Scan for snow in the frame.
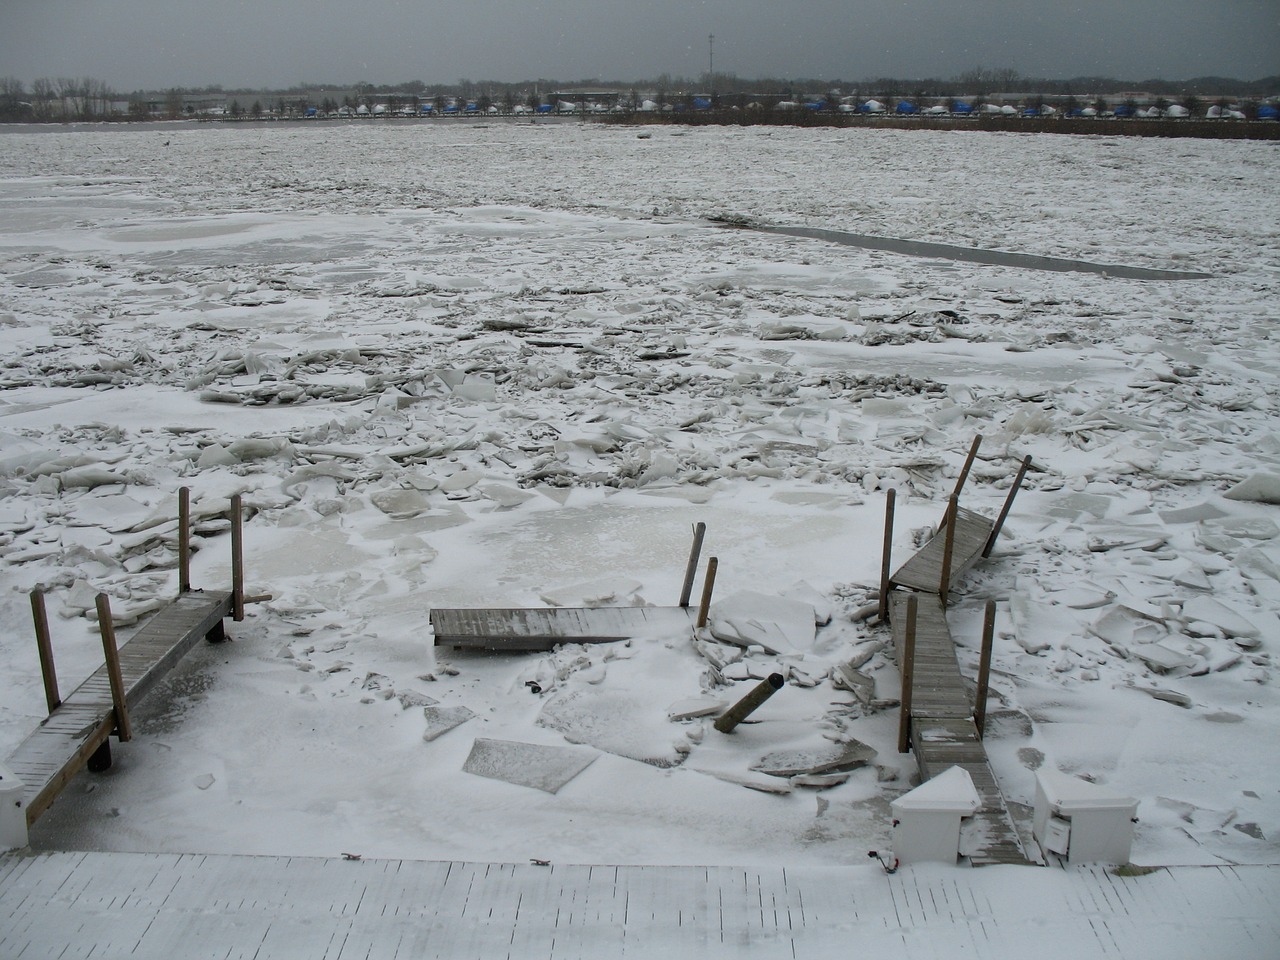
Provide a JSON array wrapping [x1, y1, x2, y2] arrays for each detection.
[[0, 122, 1277, 888]]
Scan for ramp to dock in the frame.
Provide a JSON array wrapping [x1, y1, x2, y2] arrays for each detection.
[[889, 506, 994, 595], [6, 591, 233, 827], [890, 589, 1031, 866], [431, 605, 695, 651]]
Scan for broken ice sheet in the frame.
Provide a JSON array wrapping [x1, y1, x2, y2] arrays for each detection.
[[752, 740, 877, 778], [1180, 596, 1261, 640], [707, 591, 817, 655], [422, 705, 475, 742], [462, 738, 597, 794], [538, 688, 690, 768], [667, 697, 727, 721], [539, 576, 644, 608]]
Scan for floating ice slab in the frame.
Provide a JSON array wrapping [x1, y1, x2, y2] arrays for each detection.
[[1090, 606, 1166, 646], [462, 738, 598, 794], [422, 705, 475, 742], [1202, 517, 1279, 541], [1131, 643, 1196, 673], [1159, 501, 1228, 525], [1224, 473, 1280, 504], [538, 688, 689, 768], [1181, 597, 1261, 639], [708, 591, 817, 655]]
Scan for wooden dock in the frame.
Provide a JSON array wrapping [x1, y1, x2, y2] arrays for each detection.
[[5, 590, 233, 827], [890, 581, 1031, 865], [431, 606, 696, 651], [3, 850, 1277, 960], [3, 488, 257, 839]]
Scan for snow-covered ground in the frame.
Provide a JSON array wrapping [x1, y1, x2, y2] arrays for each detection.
[[1, 121, 1277, 870]]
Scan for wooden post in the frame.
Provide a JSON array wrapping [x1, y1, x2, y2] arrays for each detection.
[[231, 493, 245, 622], [951, 434, 983, 502], [983, 455, 1032, 558], [939, 493, 958, 608], [30, 590, 61, 713], [879, 489, 896, 622], [696, 557, 719, 629], [178, 485, 191, 595], [897, 594, 917, 754], [975, 599, 997, 739], [94, 594, 132, 743], [713, 673, 785, 733], [679, 522, 707, 608]]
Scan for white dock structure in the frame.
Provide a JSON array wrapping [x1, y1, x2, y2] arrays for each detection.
[[1, 851, 1276, 959]]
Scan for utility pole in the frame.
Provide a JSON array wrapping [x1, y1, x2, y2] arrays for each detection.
[[709, 33, 716, 103]]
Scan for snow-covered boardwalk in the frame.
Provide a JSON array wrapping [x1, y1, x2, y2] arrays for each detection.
[[1, 851, 1275, 959]]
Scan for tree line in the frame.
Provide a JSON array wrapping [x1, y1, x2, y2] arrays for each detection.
[[3, 68, 1276, 123]]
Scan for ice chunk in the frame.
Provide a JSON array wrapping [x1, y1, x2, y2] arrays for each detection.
[[1159, 501, 1228, 524], [1202, 517, 1279, 541], [708, 591, 817, 655], [538, 687, 689, 767], [539, 577, 643, 608], [462, 738, 597, 793], [1224, 473, 1280, 505], [1181, 597, 1261, 639], [370, 488, 433, 518], [1090, 606, 1165, 647], [752, 740, 877, 778], [422, 705, 475, 741], [667, 698, 727, 721], [481, 484, 535, 508], [1131, 643, 1195, 673]]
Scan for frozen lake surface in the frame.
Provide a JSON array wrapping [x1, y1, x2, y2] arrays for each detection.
[[0, 122, 1278, 877]]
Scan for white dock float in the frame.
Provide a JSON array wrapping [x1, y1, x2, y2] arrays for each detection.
[[1, 851, 1276, 959]]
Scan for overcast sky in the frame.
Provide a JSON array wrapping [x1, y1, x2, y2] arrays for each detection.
[[3, 0, 1277, 91]]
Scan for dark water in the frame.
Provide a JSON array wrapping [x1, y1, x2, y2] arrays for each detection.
[[726, 223, 1213, 281]]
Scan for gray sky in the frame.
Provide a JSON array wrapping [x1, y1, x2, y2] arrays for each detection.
[[2, 0, 1277, 91]]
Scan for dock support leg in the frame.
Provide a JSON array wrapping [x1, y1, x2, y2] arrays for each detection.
[[231, 493, 245, 622], [984, 455, 1032, 558], [679, 522, 707, 608], [879, 489, 895, 622], [975, 599, 996, 738], [897, 594, 917, 754], [31, 591, 61, 713], [696, 557, 719, 630], [87, 740, 112, 773], [94, 594, 133, 744], [951, 434, 983, 501], [178, 486, 191, 595], [939, 493, 958, 608]]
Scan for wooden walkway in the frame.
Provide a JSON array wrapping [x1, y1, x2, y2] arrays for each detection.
[[431, 606, 696, 651], [889, 593, 1030, 866], [5, 591, 233, 827], [3, 850, 1277, 959], [889, 506, 994, 596]]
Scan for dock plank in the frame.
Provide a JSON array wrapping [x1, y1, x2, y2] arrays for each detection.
[[431, 605, 696, 650]]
